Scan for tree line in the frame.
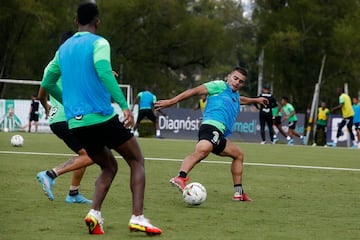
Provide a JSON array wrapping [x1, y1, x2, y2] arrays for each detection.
[[1, 0, 360, 111]]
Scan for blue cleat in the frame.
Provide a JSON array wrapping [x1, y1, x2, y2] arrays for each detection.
[[302, 136, 307, 145], [37, 171, 55, 201], [327, 142, 337, 147], [287, 139, 294, 145], [65, 193, 93, 204]]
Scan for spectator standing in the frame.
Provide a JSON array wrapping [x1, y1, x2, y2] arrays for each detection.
[[314, 101, 330, 146], [28, 93, 40, 132], [257, 84, 277, 144]]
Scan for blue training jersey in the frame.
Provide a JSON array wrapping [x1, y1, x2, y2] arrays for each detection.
[[138, 91, 156, 110], [353, 103, 360, 123], [58, 32, 114, 120], [202, 80, 240, 137]]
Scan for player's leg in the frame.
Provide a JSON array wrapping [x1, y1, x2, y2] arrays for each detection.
[[111, 122, 162, 235], [266, 116, 275, 142], [37, 121, 93, 202], [259, 114, 266, 143], [219, 139, 251, 201], [147, 110, 160, 137], [84, 146, 117, 235]]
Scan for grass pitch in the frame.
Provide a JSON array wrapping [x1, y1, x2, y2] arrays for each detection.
[[0, 132, 359, 240]]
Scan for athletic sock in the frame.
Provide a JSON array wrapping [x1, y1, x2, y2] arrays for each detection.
[[234, 184, 243, 195], [178, 171, 187, 178], [46, 169, 57, 179], [69, 189, 79, 196]]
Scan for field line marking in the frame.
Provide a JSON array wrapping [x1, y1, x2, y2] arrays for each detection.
[[1, 150, 360, 172]]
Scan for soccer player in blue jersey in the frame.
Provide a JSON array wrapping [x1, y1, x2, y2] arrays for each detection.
[[132, 89, 162, 137], [155, 67, 267, 202], [352, 97, 360, 147], [40, 1, 161, 236]]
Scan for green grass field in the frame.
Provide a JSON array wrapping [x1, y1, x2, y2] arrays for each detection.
[[1, 132, 360, 240]]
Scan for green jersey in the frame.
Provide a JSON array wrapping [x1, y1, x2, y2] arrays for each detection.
[[282, 103, 297, 122], [48, 79, 66, 124]]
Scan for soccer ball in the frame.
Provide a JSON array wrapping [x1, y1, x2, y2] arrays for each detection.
[[182, 182, 207, 206], [11, 134, 24, 147]]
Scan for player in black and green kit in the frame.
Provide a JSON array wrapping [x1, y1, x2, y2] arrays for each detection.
[[37, 31, 93, 204]]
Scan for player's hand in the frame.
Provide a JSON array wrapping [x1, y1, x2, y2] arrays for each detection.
[[154, 99, 172, 110], [257, 97, 269, 106], [122, 109, 134, 128]]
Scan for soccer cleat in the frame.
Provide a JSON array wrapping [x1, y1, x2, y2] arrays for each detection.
[[260, 141, 266, 144], [327, 142, 337, 147], [302, 136, 307, 145], [232, 192, 252, 202], [287, 139, 294, 145], [128, 215, 162, 236], [85, 213, 104, 235], [36, 171, 55, 201], [273, 136, 278, 144], [65, 193, 92, 204], [169, 176, 189, 191]]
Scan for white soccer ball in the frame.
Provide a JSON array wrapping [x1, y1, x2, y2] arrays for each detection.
[[11, 134, 24, 147], [182, 182, 207, 206]]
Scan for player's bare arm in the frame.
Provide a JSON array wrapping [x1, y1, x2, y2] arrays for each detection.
[[240, 96, 268, 106], [155, 85, 208, 110]]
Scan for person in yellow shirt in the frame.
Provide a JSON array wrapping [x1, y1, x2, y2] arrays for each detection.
[[314, 101, 330, 146], [330, 87, 356, 147]]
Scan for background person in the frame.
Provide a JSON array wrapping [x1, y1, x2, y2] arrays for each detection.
[[132, 89, 165, 138], [313, 101, 330, 146], [352, 97, 360, 148], [257, 83, 277, 144], [280, 96, 306, 145], [28, 93, 40, 133], [330, 87, 356, 147]]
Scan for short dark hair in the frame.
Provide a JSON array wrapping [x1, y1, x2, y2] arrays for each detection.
[[233, 66, 248, 77], [77, 1, 99, 25], [282, 96, 289, 102]]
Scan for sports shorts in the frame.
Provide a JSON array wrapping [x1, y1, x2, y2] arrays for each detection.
[[50, 121, 83, 153], [71, 115, 133, 156], [288, 121, 297, 130], [136, 109, 156, 123], [198, 124, 227, 154]]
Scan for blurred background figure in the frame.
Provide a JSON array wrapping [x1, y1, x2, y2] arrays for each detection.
[[28, 93, 40, 133], [313, 101, 330, 146]]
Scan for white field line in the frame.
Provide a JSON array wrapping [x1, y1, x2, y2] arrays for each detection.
[[1, 150, 360, 172]]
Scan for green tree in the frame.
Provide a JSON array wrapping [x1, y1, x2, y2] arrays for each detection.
[[254, 0, 360, 111]]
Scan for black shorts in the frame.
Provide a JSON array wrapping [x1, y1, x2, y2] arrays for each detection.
[[71, 115, 133, 156], [136, 109, 156, 123], [273, 116, 281, 125], [288, 121, 297, 130], [198, 124, 227, 154], [355, 122, 360, 130], [29, 113, 39, 122], [50, 121, 83, 153]]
